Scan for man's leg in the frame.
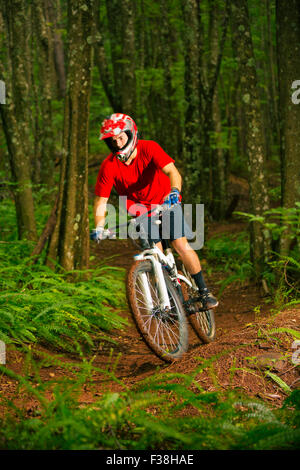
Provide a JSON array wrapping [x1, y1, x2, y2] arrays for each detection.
[[171, 237, 219, 308]]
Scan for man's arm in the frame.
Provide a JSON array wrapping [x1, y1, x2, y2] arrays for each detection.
[[94, 196, 109, 228], [162, 162, 182, 191]]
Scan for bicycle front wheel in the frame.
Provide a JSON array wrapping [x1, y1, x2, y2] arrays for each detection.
[[127, 260, 189, 362]]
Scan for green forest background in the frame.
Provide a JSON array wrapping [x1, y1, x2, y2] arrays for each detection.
[[0, 0, 299, 451], [0, 0, 299, 279]]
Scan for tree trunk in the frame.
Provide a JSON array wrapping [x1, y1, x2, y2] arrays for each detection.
[[182, 0, 202, 202], [93, 0, 119, 111], [46, 0, 94, 271], [266, 0, 280, 146], [276, 0, 300, 255], [158, 0, 181, 158], [231, 0, 270, 278], [105, 0, 123, 111], [120, 0, 136, 117], [0, 0, 37, 241], [47, 0, 67, 99], [32, 0, 56, 191], [209, 1, 227, 219]]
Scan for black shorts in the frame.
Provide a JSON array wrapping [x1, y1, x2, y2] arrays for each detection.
[[135, 204, 194, 245]]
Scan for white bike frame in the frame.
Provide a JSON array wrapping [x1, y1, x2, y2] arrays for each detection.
[[133, 245, 193, 311]]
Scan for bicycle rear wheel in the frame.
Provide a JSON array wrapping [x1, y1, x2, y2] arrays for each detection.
[[127, 260, 189, 362], [179, 267, 216, 343]]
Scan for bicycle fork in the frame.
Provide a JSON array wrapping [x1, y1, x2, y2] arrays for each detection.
[[138, 257, 171, 312]]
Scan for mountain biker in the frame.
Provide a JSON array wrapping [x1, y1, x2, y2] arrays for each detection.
[[92, 113, 218, 309]]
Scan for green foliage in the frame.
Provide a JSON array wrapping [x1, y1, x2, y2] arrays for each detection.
[[0, 359, 299, 450], [0, 196, 18, 241], [0, 181, 56, 242], [205, 231, 250, 267], [235, 204, 300, 244], [0, 241, 127, 353], [204, 231, 254, 295], [234, 205, 300, 297]]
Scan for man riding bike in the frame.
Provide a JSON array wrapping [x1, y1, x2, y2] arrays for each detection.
[[92, 113, 218, 309]]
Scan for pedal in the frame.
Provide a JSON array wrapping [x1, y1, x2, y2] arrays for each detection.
[[183, 299, 208, 315]]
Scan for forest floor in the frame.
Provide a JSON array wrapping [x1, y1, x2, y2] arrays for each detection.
[[1, 220, 299, 417]]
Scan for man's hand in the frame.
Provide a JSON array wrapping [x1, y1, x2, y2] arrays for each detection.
[[163, 187, 181, 207], [90, 226, 116, 242]]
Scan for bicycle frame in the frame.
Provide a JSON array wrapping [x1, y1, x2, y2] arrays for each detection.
[[101, 203, 195, 313], [133, 244, 193, 311]]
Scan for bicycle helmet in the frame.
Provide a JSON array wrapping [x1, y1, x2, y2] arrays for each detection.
[[99, 113, 138, 162]]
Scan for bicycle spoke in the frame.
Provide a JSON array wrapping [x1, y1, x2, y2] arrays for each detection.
[[128, 260, 189, 361]]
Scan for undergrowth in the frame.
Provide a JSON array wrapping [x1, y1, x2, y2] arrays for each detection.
[[204, 231, 253, 296], [0, 240, 128, 353], [0, 193, 299, 450], [0, 353, 299, 450], [204, 212, 300, 304]]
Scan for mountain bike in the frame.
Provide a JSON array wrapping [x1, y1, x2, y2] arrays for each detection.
[[91, 204, 216, 362]]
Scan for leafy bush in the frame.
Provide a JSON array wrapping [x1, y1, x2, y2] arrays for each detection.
[[235, 205, 300, 298], [204, 231, 254, 295], [0, 241, 128, 352]]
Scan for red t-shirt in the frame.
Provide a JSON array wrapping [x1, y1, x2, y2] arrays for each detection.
[[95, 140, 174, 214]]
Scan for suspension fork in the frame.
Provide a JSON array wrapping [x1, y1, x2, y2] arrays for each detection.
[[151, 257, 171, 310], [139, 256, 171, 311], [138, 272, 155, 311]]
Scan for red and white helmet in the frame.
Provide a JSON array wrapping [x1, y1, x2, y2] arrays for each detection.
[[99, 113, 138, 162]]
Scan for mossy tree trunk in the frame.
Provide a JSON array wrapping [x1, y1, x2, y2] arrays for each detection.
[[231, 0, 270, 278], [276, 0, 300, 255], [46, 0, 94, 271], [0, 0, 37, 241]]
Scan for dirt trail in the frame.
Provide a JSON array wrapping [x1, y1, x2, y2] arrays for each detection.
[[1, 225, 299, 413], [89, 235, 299, 406]]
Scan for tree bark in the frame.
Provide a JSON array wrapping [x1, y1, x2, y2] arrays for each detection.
[[182, 0, 202, 203], [105, 0, 123, 111], [120, 0, 136, 117], [231, 0, 270, 278], [46, 0, 94, 271], [47, 0, 67, 99], [32, 0, 56, 190], [0, 1, 37, 241], [209, 1, 227, 219], [276, 0, 300, 255], [30, 194, 59, 263], [93, 0, 119, 110]]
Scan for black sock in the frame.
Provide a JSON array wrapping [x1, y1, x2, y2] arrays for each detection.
[[191, 271, 207, 292]]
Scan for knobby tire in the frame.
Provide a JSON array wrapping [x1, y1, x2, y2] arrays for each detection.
[[178, 267, 216, 343], [127, 260, 189, 362]]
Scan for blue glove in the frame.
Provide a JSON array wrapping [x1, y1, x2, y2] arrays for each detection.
[[90, 226, 104, 242], [163, 188, 181, 207], [90, 226, 116, 242]]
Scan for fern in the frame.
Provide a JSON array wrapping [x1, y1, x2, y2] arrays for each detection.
[[266, 327, 300, 340], [0, 242, 128, 353], [265, 372, 292, 394], [0, 358, 299, 450]]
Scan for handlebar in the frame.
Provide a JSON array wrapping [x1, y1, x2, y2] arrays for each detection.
[[90, 202, 181, 241]]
